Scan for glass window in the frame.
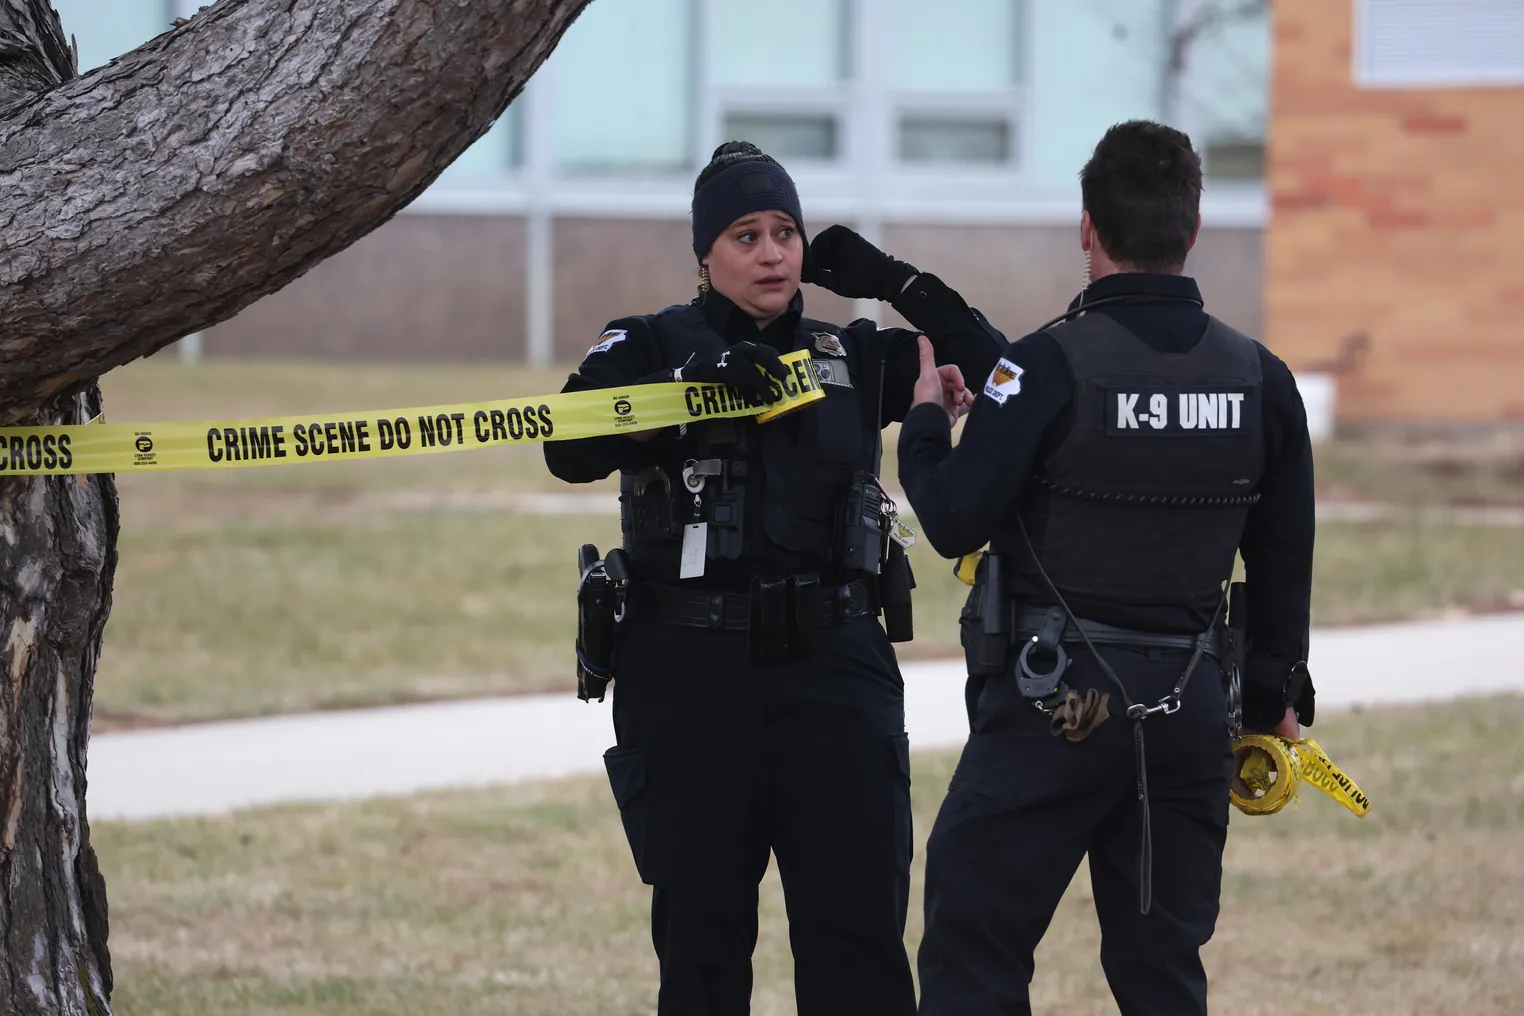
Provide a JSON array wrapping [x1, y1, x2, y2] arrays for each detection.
[[709, 0, 848, 88], [548, 0, 695, 175], [1204, 140, 1265, 181], [886, 0, 1022, 92], [52, 0, 170, 73], [898, 116, 1011, 165], [723, 113, 839, 160]]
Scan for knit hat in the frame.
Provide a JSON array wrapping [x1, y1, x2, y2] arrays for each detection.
[[691, 141, 808, 264]]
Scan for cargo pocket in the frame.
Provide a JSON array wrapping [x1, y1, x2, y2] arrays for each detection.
[[890, 731, 914, 872], [603, 745, 664, 886]]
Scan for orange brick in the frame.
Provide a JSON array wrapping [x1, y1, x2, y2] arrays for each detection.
[[1267, 0, 1524, 421]]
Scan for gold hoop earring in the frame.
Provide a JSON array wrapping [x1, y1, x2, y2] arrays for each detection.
[[697, 264, 711, 295], [1082, 249, 1092, 288]]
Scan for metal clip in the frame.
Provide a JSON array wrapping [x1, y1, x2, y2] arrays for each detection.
[[1126, 696, 1183, 721]]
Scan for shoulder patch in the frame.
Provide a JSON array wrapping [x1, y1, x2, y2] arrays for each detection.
[[812, 331, 847, 357], [982, 357, 1024, 406], [587, 329, 627, 355]]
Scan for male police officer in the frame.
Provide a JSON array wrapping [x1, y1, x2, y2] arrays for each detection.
[[898, 120, 1316, 1015]]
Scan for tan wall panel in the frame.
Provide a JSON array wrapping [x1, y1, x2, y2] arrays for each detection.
[[880, 224, 1264, 342], [204, 215, 527, 362]]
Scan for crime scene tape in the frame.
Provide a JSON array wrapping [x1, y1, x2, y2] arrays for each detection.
[[1230, 734, 1372, 818], [0, 349, 826, 477]]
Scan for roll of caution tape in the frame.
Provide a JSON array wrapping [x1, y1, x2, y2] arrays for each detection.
[[0, 350, 826, 477], [1230, 734, 1372, 819]]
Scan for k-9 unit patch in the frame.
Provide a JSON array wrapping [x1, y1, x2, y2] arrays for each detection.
[[982, 358, 1024, 406], [1107, 386, 1257, 435]]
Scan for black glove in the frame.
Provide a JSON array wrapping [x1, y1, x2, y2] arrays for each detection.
[[677, 342, 790, 404], [805, 224, 919, 301], [1242, 657, 1316, 731]]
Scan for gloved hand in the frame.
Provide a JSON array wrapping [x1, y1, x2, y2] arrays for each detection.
[[805, 224, 919, 301], [1242, 657, 1316, 732], [677, 342, 791, 404]]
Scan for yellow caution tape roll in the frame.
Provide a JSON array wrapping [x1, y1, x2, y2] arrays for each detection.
[[1230, 734, 1372, 819], [0, 350, 826, 477]]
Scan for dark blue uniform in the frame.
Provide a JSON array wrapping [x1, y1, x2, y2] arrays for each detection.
[[899, 272, 1316, 1015], [546, 279, 1002, 1015]]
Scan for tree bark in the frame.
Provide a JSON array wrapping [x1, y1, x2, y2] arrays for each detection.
[[0, 0, 590, 1011], [0, 0, 592, 419]]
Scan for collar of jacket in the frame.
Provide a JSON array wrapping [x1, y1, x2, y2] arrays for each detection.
[[1068, 272, 1204, 313], [695, 286, 806, 342]]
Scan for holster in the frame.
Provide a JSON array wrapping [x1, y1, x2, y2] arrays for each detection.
[[879, 540, 916, 642], [748, 575, 792, 663], [959, 552, 1014, 678], [575, 544, 628, 703]]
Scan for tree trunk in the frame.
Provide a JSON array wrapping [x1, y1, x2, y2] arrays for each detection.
[[0, 0, 591, 1010], [0, 388, 118, 1016]]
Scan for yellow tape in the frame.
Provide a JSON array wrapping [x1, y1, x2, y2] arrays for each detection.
[[955, 549, 985, 586], [1230, 734, 1372, 818], [0, 350, 826, 477]]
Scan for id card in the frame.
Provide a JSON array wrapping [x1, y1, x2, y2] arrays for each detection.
[[680, 522, 708, 579]]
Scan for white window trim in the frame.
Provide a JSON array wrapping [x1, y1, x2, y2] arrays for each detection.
[[1352, 0, 1524, 89]]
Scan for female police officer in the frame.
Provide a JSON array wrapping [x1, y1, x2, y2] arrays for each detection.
[[543, 141, 1002, 1015]]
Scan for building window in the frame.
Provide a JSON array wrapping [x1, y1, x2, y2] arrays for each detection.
[[709, 0, 848, 89], [51, 0, 171, 73], [1204, 138, 1266, 181], [898, 116, 1011, 165], [1355, 0, 1524, 88], [722, 112, 839, 160], [885, 0, 1024, 168], [708, 0, 849, 162], [549, 0, 695, 175]]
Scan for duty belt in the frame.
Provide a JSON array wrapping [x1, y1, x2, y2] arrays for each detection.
[[627, 575, 878, 662], [1011, 607, 1224, 666]]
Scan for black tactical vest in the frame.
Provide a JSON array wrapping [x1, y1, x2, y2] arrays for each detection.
[[617, 303, 884, 585], [1013, 312, 1264, 620]]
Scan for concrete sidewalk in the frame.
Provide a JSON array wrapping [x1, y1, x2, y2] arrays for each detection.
[[86, 612, 1524, 823]]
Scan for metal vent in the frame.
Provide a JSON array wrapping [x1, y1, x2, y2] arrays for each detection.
[[1354, 0, 1524, 87]]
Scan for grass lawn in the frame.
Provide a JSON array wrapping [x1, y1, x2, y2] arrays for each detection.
[[90, 358, 1524, 727], [97, 694, 1524, 1016]]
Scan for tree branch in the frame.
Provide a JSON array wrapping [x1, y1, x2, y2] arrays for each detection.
[[0, 0, 592, 420], [0, 0, 77, 107]]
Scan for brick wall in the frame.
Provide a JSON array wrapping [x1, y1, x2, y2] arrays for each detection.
[[1267, 0, 1524, 421]]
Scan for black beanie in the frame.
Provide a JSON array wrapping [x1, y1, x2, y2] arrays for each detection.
[[691, 148, 807, 263]]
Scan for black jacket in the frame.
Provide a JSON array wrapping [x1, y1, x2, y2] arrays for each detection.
[[544, 276, 1005, 484], [897, 273, 1316, 719]]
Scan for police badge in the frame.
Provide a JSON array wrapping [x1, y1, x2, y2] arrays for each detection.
[[812, 332, 847, 357]]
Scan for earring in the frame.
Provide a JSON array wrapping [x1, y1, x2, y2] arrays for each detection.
[[697, 264, 711, 295], [1082, 249, 1092, 288]]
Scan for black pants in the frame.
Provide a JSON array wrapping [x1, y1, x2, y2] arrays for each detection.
[[602, 614, 917, 1016], [917, 645, 1234, 1016]]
